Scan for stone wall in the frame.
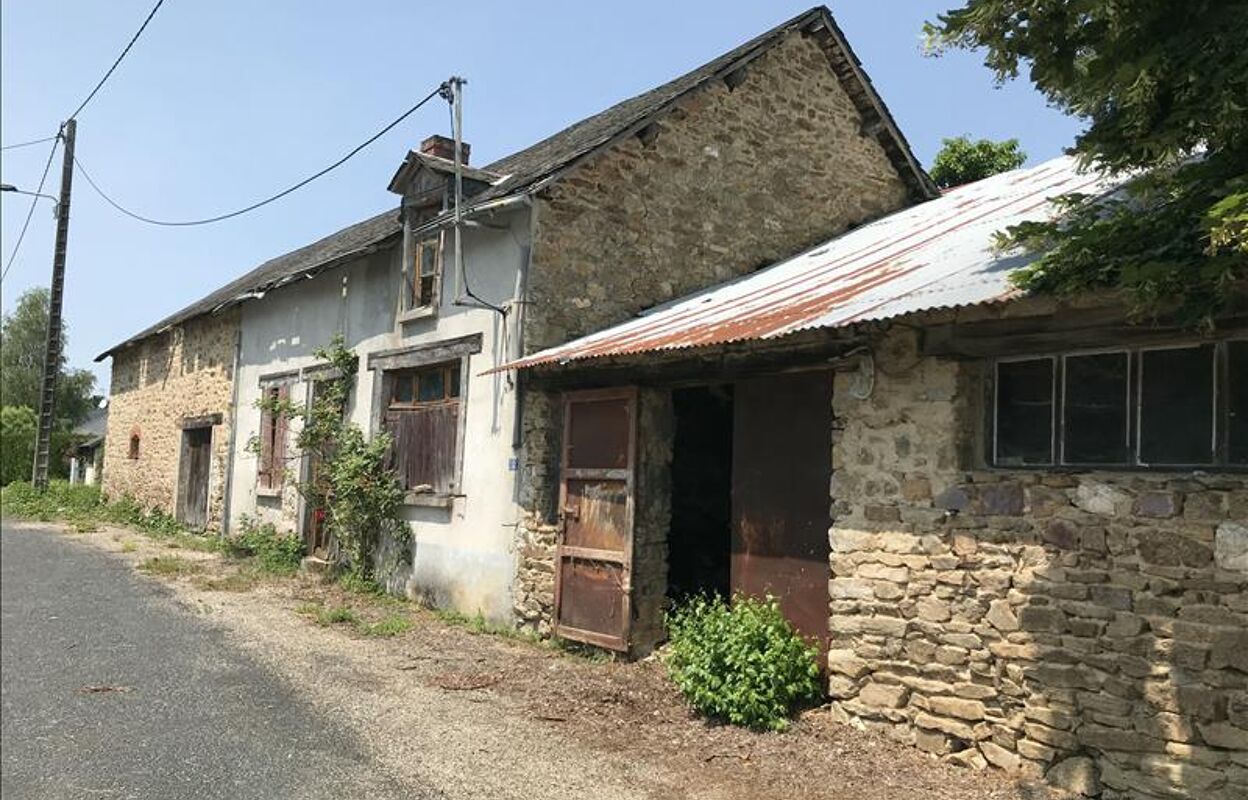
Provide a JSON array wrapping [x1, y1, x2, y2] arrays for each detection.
[[523, 29, 911, 353], [827, 327, 1248, 799], [102, 309, 238, 528], [514, 26, 915, 639]]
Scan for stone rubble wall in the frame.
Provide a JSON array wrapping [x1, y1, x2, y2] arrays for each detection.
[[523, 29, 910, 354], [102, 310, 239, 529], [514, 26, 915, 638], [828, 327, 1248, 799]]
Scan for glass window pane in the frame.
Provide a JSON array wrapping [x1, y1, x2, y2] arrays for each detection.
[[392, 374, 414, 405], [1139, 345, 1215, 465], [449, 366, 461, 398], [1229, 340, 1248, 465], [996, 359, 1054, 465], [419, 275, 436, 307], [418, 368, 445, 402], [1063, 352, 1129, 464], [420, 239, 438, 275]]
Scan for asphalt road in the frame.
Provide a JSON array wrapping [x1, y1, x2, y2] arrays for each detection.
[[0, 522, 436, 800]]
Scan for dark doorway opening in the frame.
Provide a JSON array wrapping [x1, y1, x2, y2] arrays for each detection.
[[667, 385, 733, 602]]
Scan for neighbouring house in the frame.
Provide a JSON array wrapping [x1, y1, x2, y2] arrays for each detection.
[[97, 7, 933, 621], [68, 405, 107, 486], [97, 308, 238, 528], [497, 154, 1248, 797]]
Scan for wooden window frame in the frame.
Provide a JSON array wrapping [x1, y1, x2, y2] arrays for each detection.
[[398, 230, 443, 323], [367, 334, 482, 507], [988, 338, 1247, 472]]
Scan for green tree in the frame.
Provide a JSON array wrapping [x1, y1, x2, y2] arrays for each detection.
[[0, 406, 37, 486], [926, 0, 1248, 322], [0, 287, 99, 423], [929, 135, 1027, 188]]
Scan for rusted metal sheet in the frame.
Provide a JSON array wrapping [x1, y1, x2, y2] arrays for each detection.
[[731, 372, 834, 660], [495, 156, 1124, 372], [555, 388, 638, 652]]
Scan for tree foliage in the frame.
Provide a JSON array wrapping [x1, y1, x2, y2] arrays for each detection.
[[252, 335, 407, 581], [926, 0, 1248, 322], [929, 135, 1027, 188], [1, 287, 99, 423]]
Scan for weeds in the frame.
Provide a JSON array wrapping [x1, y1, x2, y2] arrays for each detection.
[[120, 541, 137, 553], [360, 614, 413, 637], [223, 516, 303, 574], [137, 555, 202, 577]]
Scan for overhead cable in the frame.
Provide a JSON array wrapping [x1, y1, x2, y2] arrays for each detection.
[[1, 135, 59, 152], [1, 136, 61, 283], [67, 0, 168, 121], [74, 84, 446, 227]]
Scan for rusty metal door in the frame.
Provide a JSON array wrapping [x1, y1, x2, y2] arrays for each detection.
[[731, 371, 833, 658], [554, 388, 637, 652]]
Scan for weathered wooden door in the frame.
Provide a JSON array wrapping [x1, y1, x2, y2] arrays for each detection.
[[731, 371, 834, 658], [554, 388, 637, 652], [177, 426, 213, 530]]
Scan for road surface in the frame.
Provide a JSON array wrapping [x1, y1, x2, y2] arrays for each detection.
[[0, 521, 435, 799]]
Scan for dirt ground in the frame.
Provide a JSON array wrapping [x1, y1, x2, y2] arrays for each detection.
[[28, 522, 1059, 800]]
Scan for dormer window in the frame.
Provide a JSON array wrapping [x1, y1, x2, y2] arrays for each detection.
[[403, 230, 443, 314]]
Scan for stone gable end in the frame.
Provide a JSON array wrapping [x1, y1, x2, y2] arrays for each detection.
[[523, 30, 913, 353], [102, 309, 238, 528]]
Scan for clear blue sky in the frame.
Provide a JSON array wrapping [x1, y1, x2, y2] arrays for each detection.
[[1, 1, 1081, 394]]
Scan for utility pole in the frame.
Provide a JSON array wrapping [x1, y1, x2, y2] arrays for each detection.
[[32, 119, 76, 491]]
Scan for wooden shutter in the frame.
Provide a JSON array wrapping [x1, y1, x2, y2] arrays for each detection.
[[258, 398, 274, 489], [273, 384, 290, 488], [386, 401, 459, 493]]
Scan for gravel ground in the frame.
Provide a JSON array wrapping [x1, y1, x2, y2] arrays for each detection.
[[7, 521, 1058, 800]]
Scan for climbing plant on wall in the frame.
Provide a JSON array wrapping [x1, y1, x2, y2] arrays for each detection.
[[253, 335, 408, 581]]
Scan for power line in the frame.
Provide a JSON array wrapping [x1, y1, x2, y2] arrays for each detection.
[[1, 135, 59, 152], [68, 0, 168, 121], [1, 135, 61, 284], [75, 84, 446, 227]]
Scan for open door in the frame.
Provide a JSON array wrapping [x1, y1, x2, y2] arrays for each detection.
[[554, 388, 637, 652], [731, 371, 834, 661]]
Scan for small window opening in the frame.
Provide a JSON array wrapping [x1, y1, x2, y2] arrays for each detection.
[[402, 232, 442, 313], [995, 358, 1054, 466], [128, 431, 141, 460]]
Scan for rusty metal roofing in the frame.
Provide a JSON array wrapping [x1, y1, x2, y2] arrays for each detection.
[[499, 155, 1122, 371]]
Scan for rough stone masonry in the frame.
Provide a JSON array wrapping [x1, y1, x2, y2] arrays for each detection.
[[512, 27, 915, 639], [827, 325, 1247, 800], [103, 310, 238, 529]]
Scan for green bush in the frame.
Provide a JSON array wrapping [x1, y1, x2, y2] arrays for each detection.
[[225, 516, 304, 574], [664, 594, 822, 731], [0, 406, 37, 486], [1, 479, 105, 520]]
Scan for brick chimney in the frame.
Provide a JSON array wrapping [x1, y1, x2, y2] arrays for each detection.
[[420, 134, 469, 165]]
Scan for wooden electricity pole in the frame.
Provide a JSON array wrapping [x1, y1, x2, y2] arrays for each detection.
[[32, 119, 77, 491]]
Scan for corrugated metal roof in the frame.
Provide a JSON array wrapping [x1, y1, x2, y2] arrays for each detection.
[[498, 155, 1122, 372]]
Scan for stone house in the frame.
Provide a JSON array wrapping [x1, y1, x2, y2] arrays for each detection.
[[97, 308, 239, 529], [96, 6, 933, 622], [498, 154, 1248, 797]]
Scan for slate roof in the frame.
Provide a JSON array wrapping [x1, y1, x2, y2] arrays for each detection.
[[463, 5, 934, 212], [98, 5, 932, 361], [73, 406, 108, 445], [95, 210, 401, 360]]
